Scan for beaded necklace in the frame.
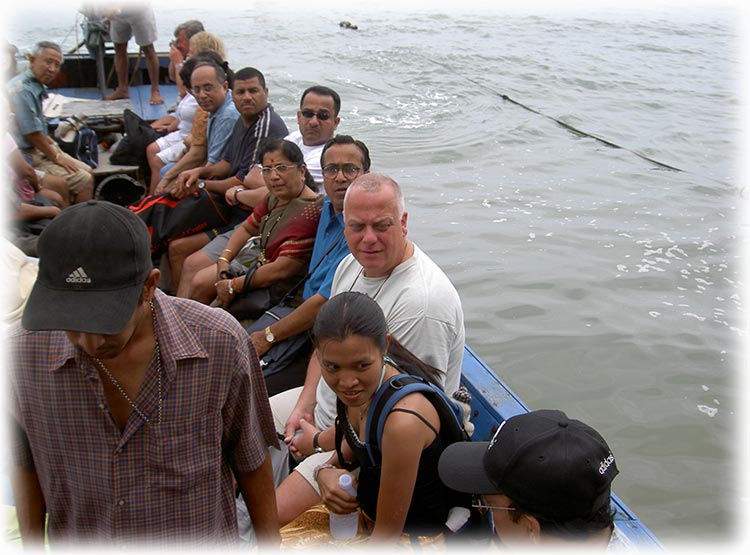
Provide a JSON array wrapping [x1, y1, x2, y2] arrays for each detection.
[[94, 300, 162, 425]]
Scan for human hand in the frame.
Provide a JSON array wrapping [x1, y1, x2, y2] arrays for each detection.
[[289, 418, 319, 458], [56, 155, 84, 175], [283, 404, 315, 449], [215, 278, 236, 308], [154, 177, 172, 196], [250, 330, 270, 358], [169, 45, 184, 65], [225, 186, 245, 206], [318, 470, 359, 515]]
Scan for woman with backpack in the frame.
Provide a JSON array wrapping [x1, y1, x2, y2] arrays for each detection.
[[310, 291, 476, 545]]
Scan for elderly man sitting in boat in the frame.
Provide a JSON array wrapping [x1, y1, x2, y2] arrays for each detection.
[[8, 41, 94, 206], [273, 173, 466, 527]]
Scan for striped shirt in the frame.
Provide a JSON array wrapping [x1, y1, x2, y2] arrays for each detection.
[[9, 290, 276, 546]]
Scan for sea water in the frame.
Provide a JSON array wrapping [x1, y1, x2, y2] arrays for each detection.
[[4, 0, 746, 548]]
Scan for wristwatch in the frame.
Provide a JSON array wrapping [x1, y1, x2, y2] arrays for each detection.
[[264, 326, 275, 344], [312, 431, 324, 454], [197, 181, 206, 190]]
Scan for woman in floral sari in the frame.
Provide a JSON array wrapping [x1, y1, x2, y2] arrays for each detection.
[[190, 138, 322, 311]]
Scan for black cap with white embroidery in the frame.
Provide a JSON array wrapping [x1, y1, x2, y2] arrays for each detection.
[[22, 201, 153, 334], [438, 409, 618, 521]]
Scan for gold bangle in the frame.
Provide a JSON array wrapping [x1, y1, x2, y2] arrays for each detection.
[[222, 248, 234, 255], [217, 256, 231, 264]]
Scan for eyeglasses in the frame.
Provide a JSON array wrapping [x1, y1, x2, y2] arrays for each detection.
[[192, 83, 218, 95], [261, 163, 299, 175], [471, 502, 517, 512], [322, 164, 361, 179], [300, 109, 332, 121]]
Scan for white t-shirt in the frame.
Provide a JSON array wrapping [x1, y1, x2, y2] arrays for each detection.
[[314, 244, 465, 427], [284, 130, 324, 189]]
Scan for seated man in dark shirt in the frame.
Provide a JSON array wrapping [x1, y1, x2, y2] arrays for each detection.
[[165, 66, 289, 291]]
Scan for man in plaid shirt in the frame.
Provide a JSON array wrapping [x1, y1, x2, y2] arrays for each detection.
[[9, 201, 280, 547]]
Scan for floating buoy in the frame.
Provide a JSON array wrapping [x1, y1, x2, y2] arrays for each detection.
[[339, 20, 358, 30]]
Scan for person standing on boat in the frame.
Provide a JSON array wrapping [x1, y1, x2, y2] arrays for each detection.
[[7, 41, 94, 206], [438, 409, 624, 549], [100, 1, 163, 105], [274, 173, 465, 525], [8, 200, 280, 547]]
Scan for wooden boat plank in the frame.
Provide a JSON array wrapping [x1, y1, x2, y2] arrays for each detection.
[[44, 85, 179, 123]]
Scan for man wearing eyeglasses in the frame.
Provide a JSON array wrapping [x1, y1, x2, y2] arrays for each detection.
[[438, 409, 623, 549], [168, 66, 288, 295], [237, 85, 341, 205], [291, 85, 342, 182], [173, 66, 287, 197], [248, 135, 370, 390]]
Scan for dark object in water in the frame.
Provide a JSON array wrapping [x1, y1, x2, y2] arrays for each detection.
[[339, 20, 358, 30]]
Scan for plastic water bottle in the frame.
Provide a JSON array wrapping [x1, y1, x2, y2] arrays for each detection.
[[329, 473, 359, 539]]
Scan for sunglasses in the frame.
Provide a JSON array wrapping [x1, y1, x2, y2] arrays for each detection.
[[300, 109, 332, 121]]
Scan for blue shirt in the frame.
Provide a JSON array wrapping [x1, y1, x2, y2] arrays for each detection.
[[206, 90, 240, 164], [302, 197, 349, 300], [8, 69, 49, 149]]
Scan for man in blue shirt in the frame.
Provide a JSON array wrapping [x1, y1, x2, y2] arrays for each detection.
[[168, 61, 240, 198], [167, 67, 289, 294], [8, 41, 94, 205], [248, 135, 371, 358], [173, 67, 287, 195]]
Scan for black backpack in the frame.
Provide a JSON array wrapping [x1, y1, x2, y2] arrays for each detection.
[[333, 372, 492, 540], [54, 115, 99, 169], [364, 374, 469, 464]]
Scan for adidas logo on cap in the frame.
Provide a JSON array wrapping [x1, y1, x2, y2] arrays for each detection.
[[66, 267, 92, 284]]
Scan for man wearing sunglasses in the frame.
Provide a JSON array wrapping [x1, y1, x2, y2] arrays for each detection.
[[438, 409, 623, 549], [175, 85, 340, 297], [239, 85, 341, 200], [293, 85, 342, 180]]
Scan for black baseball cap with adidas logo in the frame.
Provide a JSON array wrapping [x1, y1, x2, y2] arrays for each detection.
[[22, 201, 153, 334], [438, 409, 619, 522]]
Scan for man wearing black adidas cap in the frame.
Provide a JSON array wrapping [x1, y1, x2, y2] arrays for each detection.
[[438, 409, 622, 548], [9, 200, 280, 547]]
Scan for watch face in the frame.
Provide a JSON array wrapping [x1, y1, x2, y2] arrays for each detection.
[[266, 332, 275, 342]]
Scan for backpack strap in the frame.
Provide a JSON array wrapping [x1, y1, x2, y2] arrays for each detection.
[[364, 374, 465, 467]]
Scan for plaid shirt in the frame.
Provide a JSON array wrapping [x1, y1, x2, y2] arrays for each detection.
[[8, 290, 276, 546]]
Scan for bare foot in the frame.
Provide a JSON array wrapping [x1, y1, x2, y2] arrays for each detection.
[[150, 93, 164, 105], [106, 90, 130, 101]]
